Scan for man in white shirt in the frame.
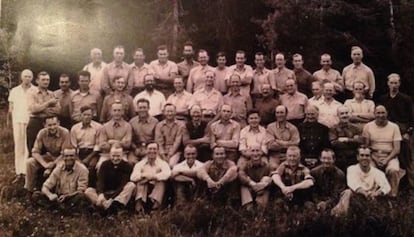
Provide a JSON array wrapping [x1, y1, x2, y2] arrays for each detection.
[[316, 82, 342, 128], [225, 50, 254, 96], [82, 48, 106, 95], [133, 74, 166, 121]]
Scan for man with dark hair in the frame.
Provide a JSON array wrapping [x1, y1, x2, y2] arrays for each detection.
[[272, 53, 296, 95], [224, 74, 253, 127], [133, 74, 166, 121], [254, 83, 280, 126], [214, 52, 229, 94], [82, 48, 107, 95], [70, 70, 102, 123], [27, 71, 61, 157], [316, 82, 342, 128], [225, 50, 254, 96], [251, 52, 275, 102], [167, 76, 193, 120], [344, 81, 375, 129], [187, 49, 214, 93], [128, 48, 154, 97], [102, 45, 131, 95], [292, 53, 315, 98], [54, 74, 74, 129], [280, 78, 308, 126], [191, 70, 224, 117], [313, 54, 344, 94], [150, 45, 178, 97], [25, 116, 70, 192], [177, 41, 200, 82]]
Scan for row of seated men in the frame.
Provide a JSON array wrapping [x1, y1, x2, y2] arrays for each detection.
[[31, 140, 391, 217]]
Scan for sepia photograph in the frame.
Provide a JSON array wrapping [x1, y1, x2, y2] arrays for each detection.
[[0, 0, 414, 236]]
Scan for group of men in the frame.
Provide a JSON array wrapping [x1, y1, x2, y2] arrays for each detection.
[[7, 42, 414, 215]]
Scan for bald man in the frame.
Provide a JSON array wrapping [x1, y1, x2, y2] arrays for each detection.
[[83, 48, 107, 95]]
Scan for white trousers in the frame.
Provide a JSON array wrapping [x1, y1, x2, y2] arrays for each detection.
[[12, 122, 28, 175]]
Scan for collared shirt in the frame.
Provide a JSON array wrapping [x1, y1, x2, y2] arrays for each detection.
[[379, 92, 414, 129], [133, 90, 166, 116], [177, 60, 200, 79], [308, 96, 324, 106], [313, 68, 344, 90], [186, 64, 215, 92], [8, 84, 36, 123], [155, 120, 184, 152], [167, 90, 193, 114], [272, 67, 296, 92], [274, 161, 313, 186], [43, 161, 89, 195], [32, 126, 70, 157], [223, 92, 253, 121], [239, 125, 267, 154], [70, 120, 102, 151], [131, 157, 171, 182], [27, 87, 61, 118], [362, 120, 402, 153], [70, 90, 101, 122], [329, 122, 362, 157], [347, 164, 391, 194], [280, 91, 308, 120], [129, 115, 158, 145], [102, 61, 131, 94], [100, 93, 135, 122], [97, 160, 132, 194], [311, 165, 345, 202], [99, 119, 132, 149], [316, 99, 343, 128], [149, 60, 178, 82], [225, 64, 254, 96], [294, 68, 315, 98], [239, 160, 270, 185], [298, 121, 330, 159], [214, 66, 229, 94], [182, 120, 209, 143], [266, 121, 300, 154], [54, 89, 74, 118], [251, 67, 276, 95], [210, 119, 241, 149], [128, 63, 154, 89], [173, 159, 204, 174], [342, 63, 375, 96], [254, 97, 280, 126], [344, 98, 375, 118], [198, 159, 237, 182], [191, 88, 223, 114], [83, 61, 107, 93]]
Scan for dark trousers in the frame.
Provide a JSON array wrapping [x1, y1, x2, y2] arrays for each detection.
[[26, 117, 44, 157]]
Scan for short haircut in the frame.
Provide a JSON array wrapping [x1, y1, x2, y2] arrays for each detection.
[[37, 71, 49, 78], [213, 146, 225, 153], [236, 50, 246, 56], [184, 144, 197, 153], [173, 76, 184, 82], [352, 81, 366, 89], [113, 75, 125, 82], [286, 146, 301, 156], [255, 52, 264, 57], [357, 145, 371, 155], [292, 53, 302, 59], [143, 74, 154, 81], [134, 48, 144, 54], [276, 105, 288, 114], [136, 98, 150, 106], [198, 49, 208, 55], [351, 46, 362, 52], [80, 105, 92, 114], [78, 70, 91, 79], [305, 104, 319, 113], [59, 74, 69, 79], [216, 51, 226, 59], [44, 115, 59, 124], [157, 45, 168, 51], [387, 73, 400, 82], [247, 109, 260, 118], [163, 103, 176, 110], [146, 142, 158, 149], [114, 45, 124, 50], [320, 148, 335, 160], [183, 41, 193, 47], [110, 142, 123, 152]]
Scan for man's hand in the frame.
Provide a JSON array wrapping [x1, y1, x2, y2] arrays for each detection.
[[403, 133, 410, 140], [47, 97, 59, 106], [48, 193, 58, 201], [317, 201, 328, 211], [45, 162, 56, 169], [57, 194, 68, 203], [207, 179, 217, 189]]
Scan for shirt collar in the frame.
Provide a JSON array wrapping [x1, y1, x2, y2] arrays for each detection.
[[81, 122, 93, 129], [248, 126, 261, 133]]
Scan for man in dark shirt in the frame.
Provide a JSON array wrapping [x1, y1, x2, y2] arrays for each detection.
[[292, 54, 315, 98], [298, 105, 330, 168], [54, 74, 74, 129], [254, 84, 280, 126], [85, 144, 135, 214]]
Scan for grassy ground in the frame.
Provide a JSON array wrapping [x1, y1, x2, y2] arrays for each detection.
[[0, 108, 414, 237]]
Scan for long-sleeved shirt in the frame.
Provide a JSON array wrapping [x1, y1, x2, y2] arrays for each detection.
[[130, 157, 171, 182], [346, 164, 391, 194], [133, 90, 166, 117], [128, 63, 154, 89], [225, 64, 254, 96], [96, 160, 132, 196], [155, 120, 184, 154], [98, 119, 132, 149], [70, 121, 102, 151], [272, 67, 296, 93], [266, 121, 300, 155], [83, 61, 107, 94], [27, 87, 61, 118], [70, 90, 102, 122], [298, 121, 330, 159], [223, 92, 253, 121], [210, 119, 241, 149], [100, 93, 135, 122], [43, 161, 89, 195], [251, 68, 276, 95], [280, 91, 308, 120], [129, 115, 158, 147], [379, 92, 414, 132]]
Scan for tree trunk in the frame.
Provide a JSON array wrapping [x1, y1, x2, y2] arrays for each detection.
[[171, 0, 179, 58]]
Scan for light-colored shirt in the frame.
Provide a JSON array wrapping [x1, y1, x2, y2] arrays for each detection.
[[155, 120, 184, 154], [133, 90, 166, 116], [362, 121, 402, 153], [214, 66, 229, 94], [100, 93, 135, 122], [308, 96, 324, 106], [130, 157, 171, 182], [313, 68, 343, 89], [344, 98, 375, 123], [342, 63, 375, 96], [43, 161, 89, 195], [347, 164, 391, 194], [225, 64, 254, 96], [239, 125, 267, 154], [266, 121, 300, 154], [70, 120, 102, 151], [252, 68, 276, 94], [8, 84, 35, 123], [167, 91, 193, 114], [191, 88, 223, 114], [149, 60, 178, 81], [272, 67, 296, 92], [316, 99, 343, 128], [129, 115, 158, 146], [102, 61, 131, 94], [32, 126, 70, 157], [27, 87, 61, 118], [128, 63, 153, 89], [173, 159, 204, 174], [280, 91, 308, 120], [223, 92, 253, 121], [83, 61, 107, 93], [186, 65, 215, 92], [177, 60, 200, 79], [210, 119, 241, 149], [70, 90, 101, 122], [54, 89, 74, 118], [98, 119, 132, 149]]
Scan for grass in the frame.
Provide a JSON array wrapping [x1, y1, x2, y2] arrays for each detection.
[[0, 107, 414, 237]]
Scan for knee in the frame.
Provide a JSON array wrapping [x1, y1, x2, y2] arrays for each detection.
[[26, 158, 37, 168]]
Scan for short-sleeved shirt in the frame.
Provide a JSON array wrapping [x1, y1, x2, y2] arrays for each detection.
[[149, 60, 178, 81], [155, 120, 184, 149], [191, 88, 223, 114], [102, 61, 131, 93], [273, 161, 313, 186], [342, 63, 375, 96], [316, 99, 343, 128], [128, 63, 154, 89], [70, 121, 102, 151], [43, 161, 89, 195], [251, 68, 275, 95], [133, 90, 166, 116], [173, 159, 204, 174], [27, 87, 61, 118], [362, 120, 402, 153], [280, 92, 308, 120], [83, 62, 107, 93], [167, 91, 193, 114], [186, 65, 215, 92], [272, 67, 296, 92], [8, 84, 35, 123], [313, 68, 343, 87], [32, 126, 70, 157], [225, 64, 254, 96], [71, 90, 101, 122], [214, 67, 229, 94], [129, 115, 158, 146]]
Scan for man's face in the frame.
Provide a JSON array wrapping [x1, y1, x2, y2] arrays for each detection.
[[113, 47, 125, 62], [213, 147, 226, 165], [352, 82, 365, 99], [157, 49, 169, 63], [21, 70, 33, 85], [286, 149, 300, 168], [247, 113, 260, 128], [146, 144, 158, 161], [173, 78, 184, 92], [63, 151, 76, 171], [254, 55, 265, 68], [81, 109, 93, 124], [137, 102, 149, 117], [250, 147, 262, 160], [111, 104, 124, 120], [275, 55, 285, 68], [205, 72, 215, 87], [78, 76, 90, 90], [37, 75, 50, 89], [320, 151, 335, 168], [220, 105, 232, 121], [114, 78, 126, 91], [110, 149, 123, 165], [323, 84, 335, 99], [311, 83, 322, 97], [198, 51, 209, 65], [45, 117, 59, 135], [144, 76, 155, 90], [357, 149, 371, 168], [275, 106, 287, 122], [351, 49, 363, 64], [229, 76, 241, 90], [183, 45, 194, 59], [338, 107, 350, 123], [374, 106, 388, 124], [235, 53, 246, 66], [305, 108, 318, 122], [388, 77, 400, 93], [190, 106, 202, 122], [285, 79, 296, 94], [184, 147, 197, 166], [261, 85, 272, 97], [216, 56, 227, 67], [91, 50, 102, 63], [133, 51, 145, 64], [59, 77, 71, 91], [292, 56, 303, 69], [164, 105, 176, 120], [320, 56, 332, 69]]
